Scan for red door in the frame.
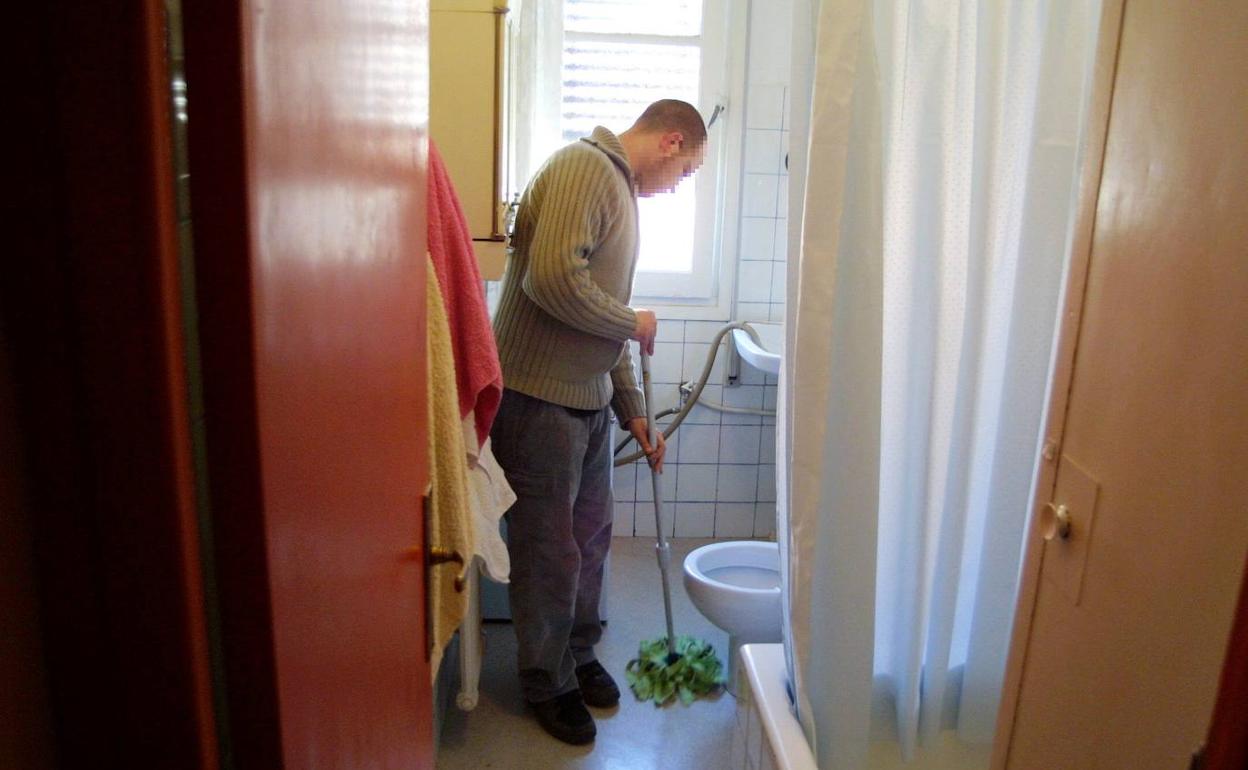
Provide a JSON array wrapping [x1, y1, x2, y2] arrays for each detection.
[[184, 0, 434, 766]]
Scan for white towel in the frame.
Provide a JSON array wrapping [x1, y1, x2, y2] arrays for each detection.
[[462, 415, 513, 583]]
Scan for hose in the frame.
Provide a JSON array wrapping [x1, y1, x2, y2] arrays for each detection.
[[613, 321, 765, 467]]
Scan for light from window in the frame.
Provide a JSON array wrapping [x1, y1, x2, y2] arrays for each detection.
[[564, 0, 702, 37], [560, 42, 700, 145], [562, 0, 704, 275], [638, 186, 696, 273]]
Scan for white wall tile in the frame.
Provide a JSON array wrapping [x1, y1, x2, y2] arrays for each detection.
[[675, 503, 716, 537], [736, 357, 768, 385], [769, 262, 787, 303], [776, 179, 788, 218], [735, 302, 770, 322], [653, 318, 685, 343], [738, 261, 773, 303], [754, 503, 777, 538], [746, 84, 784, 130], [715, 502, 756, 538], [772, 218, 788, 262], [676, 464, 718, 502], [742, 174, 779, 218], [485, 280, 503, 316], [722, 410, 763, 427], [746, 0, 793, 85], [635, 463, 676, 503], [655, 422, 680, 464], [744, 130, 782, 174], [757, 465, 776, 502], [644, 386, 683, 420], [717, 465, 758, 502], [634, 495, 674, 538], [719, 425, 762, 464], [768, 303, 785, 323], [678, 424, 721, 464], [760, 425, 777, 464], [612, 501, 635, 537], [683, 341, 727, 384], [763, 385, 778, 411], [683, 384, 724, 425], [613, 463, 636, 501], [739, 217, 775, 261], [685, 320, 728, 343], [723, 384, 764, 410], [648, 342, 685, 384]]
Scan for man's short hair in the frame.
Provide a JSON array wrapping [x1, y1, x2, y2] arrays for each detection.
[[634, 99, 708, 150]]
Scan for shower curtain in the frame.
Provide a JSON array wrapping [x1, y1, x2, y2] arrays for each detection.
[[778, 0, 1101, 766]]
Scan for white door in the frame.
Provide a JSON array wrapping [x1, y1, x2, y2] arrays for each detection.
[[994, 1, 1248, 768]]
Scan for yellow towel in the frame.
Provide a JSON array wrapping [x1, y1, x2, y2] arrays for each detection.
[[426, 253, 474, 678]]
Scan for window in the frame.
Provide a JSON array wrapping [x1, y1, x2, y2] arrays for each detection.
[[559, 0, 736, 306]]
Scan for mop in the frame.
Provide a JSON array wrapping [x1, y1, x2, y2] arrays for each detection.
[[624, 347, 727, 706]]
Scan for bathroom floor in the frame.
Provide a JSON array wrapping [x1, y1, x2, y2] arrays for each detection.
[[437, 537, 739, 769]]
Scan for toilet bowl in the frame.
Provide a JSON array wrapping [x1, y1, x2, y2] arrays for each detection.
[[683, 541, 783, 693]]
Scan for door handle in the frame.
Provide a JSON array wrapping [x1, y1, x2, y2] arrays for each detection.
[[406, 546, 467, 592], [1039, 502, 1072, 541]]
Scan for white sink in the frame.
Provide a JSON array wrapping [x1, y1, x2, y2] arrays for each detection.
[[732, 322, 782, 375]]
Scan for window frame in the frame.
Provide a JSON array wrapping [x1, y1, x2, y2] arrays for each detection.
[[559, 0, 748, 320]]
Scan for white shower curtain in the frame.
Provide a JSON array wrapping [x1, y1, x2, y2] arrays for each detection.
[[779, 0, 1101, 766]]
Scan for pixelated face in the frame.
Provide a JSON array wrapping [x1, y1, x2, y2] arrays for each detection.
[[636, 138, 706, 198]]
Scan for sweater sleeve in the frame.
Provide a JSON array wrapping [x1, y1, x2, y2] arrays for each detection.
[[609, 344, 646, 425], [520, 157, 639, 342]]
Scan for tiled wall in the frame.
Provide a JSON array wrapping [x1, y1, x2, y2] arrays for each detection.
[[736, 0, 793, 327], [614, 0, 794, 540], [611, 319, 778, 539]]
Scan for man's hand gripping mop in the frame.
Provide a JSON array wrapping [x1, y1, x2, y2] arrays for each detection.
[[624, 344, 727, 706]]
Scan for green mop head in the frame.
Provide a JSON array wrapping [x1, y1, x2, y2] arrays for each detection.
[[625, 635, 727, 706]]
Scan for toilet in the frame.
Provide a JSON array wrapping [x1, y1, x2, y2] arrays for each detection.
[[683, 540, 782, 694]]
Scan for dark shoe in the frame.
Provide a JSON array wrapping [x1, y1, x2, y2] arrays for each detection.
[[531, 690, 596, 745], [575, 660, 620, 708]]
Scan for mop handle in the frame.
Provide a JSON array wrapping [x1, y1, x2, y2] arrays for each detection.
[[640, 347, 678, 656]]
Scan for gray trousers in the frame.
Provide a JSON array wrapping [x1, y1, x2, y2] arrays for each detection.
[[490, 389, 614, 703]]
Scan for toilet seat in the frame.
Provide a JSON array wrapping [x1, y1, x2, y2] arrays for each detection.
[[685, 541, 782, 594], [683, 541, 783, 645]]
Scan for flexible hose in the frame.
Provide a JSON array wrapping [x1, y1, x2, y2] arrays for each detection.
[[613, 321, 764, 467]]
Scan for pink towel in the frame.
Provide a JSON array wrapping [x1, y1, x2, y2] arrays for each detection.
[[427, 141, 504, 448]]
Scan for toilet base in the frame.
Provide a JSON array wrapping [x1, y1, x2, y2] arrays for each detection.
[[726, 635, 743, 696], [725, 633, 783, 697]]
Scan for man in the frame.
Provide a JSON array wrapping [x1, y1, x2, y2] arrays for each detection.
[[490, 99, 707, 745]]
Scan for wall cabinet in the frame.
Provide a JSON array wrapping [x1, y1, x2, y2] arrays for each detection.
[[430, 0, 508, 279]]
